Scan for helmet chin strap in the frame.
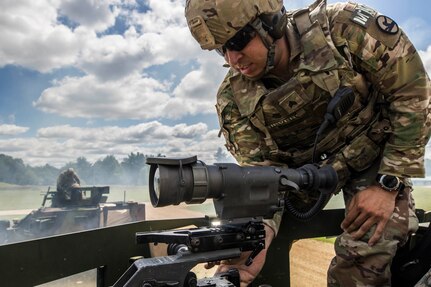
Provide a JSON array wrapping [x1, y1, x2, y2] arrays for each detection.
[[248, 18, 277, 79]]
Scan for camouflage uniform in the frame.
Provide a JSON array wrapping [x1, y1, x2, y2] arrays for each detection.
[[212, 1, 430, 286]]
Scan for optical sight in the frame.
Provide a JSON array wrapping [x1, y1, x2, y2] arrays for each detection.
[[146, 156, 338, 220]]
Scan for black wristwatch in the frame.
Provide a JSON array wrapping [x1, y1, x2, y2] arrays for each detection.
[[376, 174, 405, 193]]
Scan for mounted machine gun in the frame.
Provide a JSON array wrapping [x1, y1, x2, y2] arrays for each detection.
[[113, 155, 338, 286]]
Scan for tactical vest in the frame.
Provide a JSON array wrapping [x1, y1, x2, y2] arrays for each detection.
[[226, 0, 390, 170]]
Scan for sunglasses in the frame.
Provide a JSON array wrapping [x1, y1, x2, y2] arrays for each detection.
[[216, 25, 256, 56]]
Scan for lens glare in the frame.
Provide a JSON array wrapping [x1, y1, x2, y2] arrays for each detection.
[[153, 167, 161, 201]]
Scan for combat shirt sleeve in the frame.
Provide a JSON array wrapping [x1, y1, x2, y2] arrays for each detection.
[[216, 72, 272, 166], [328, 3, 431, 178]]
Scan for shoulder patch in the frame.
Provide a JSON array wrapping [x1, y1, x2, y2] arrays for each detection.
[[334, 2, 401, 49], [350, 3, 377, 28], [376, 15, 399, 35]]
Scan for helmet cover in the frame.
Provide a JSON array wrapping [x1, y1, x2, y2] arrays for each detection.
[[185, 0, 284, 50]]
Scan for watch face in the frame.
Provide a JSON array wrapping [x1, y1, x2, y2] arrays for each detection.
[[380, 175, 400, 190]]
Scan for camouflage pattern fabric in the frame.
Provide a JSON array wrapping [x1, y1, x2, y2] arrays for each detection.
[[327, 162, 418, 286], [209, 0, 430, 286], [185, 0, 283, 50], [415, 268, 431, 287], [216, 0, 430, 179], [328, 2, 431, 178], [216, 0, 430, 223]]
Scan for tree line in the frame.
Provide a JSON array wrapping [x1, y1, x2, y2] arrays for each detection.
[[0, 148, 233, 187], [1, 151, 430, 186], [0, 152, 156, 186]]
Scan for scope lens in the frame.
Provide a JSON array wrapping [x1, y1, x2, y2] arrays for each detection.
[[147, 159, 222, 207]]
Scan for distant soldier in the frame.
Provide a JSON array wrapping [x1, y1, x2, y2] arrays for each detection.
[[56, 168, 81, 206]]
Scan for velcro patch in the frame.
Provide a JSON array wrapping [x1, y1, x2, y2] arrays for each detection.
[[350, 4, 376, 28], [376, 15, 399, 34]]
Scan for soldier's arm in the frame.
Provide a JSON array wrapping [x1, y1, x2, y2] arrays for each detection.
[[328, 3, 430, 245], [328, 3, 431, 178], [216, 80, 271, 166]]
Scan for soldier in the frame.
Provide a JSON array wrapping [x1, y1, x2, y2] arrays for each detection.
[[56, 168, 81, 206], [185, 0, 430, 286]]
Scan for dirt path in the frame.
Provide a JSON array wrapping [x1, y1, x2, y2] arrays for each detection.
[[290, 239, 335, 287], [144, 203, 206, 220]]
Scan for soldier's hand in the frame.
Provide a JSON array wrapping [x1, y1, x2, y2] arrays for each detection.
[[206, 225, 275, 287], [341, 186, 397, 246]]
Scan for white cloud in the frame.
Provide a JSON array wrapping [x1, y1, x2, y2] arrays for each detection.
[[0, 0, 230, 124], [169, 53, 227, 117], [0, 122, 226, 167], [36, 121, 209, 142], [33, 73, 170, 119], [3, 0, 228, 123], [32, 65, 226, 120], [75, 25, 201, 81], [0, 0, 201, 76], [0, 0, 82, 72], [174, 53, 227, 101], [0, 124, 29, 136], [58, 0, 119, 32], [32, 6, 227, 122], [74, 0, 202, 81], [129, 0, 186, 33], [77, 29, 150, 81]]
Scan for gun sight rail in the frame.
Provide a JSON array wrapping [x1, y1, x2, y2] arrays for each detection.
[[136, 221, 265, 253]]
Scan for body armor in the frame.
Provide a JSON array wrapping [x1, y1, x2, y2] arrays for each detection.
[[220, 0, 390, 171]]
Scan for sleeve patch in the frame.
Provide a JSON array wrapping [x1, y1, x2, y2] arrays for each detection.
[[376, 15, 399, 35], [335, 3, 402, 49], [350, 4, 377, 28]]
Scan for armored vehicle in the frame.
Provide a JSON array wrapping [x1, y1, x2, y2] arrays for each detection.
[[0, 186, 145, 244]]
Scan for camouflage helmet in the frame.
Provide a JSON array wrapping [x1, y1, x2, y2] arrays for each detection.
[[185, 0, 286, 51]]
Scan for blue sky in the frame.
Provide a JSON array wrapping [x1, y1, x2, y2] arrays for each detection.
[[0, 0, 430, 167]]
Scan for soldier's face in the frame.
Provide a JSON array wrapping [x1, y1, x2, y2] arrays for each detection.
[[224, 34, 268, 79]]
